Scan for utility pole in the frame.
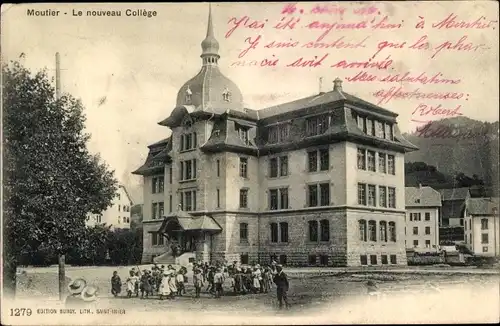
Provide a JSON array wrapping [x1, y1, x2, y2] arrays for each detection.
[[55, 52, 65, 302]]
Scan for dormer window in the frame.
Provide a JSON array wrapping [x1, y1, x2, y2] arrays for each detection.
[[222, 88, 231, 102], [415, 199, 421, 203], [185, 86, 192, 103], [236, 125, 249, 145]]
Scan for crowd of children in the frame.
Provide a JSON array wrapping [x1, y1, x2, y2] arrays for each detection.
[[110, 260, 281, 300]]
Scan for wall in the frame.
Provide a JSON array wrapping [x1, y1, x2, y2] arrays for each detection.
[[87, 185, 132, 230], [405, 207, 440, 251], [346, 209, 407, 266], [471, 215, 500, 256], [141, 220, 167, 263]]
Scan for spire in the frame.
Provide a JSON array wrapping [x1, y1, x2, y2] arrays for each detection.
[[201, 3, 220, 65]]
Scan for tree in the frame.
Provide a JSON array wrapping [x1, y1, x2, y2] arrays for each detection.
[[2, 61, 117, 298]]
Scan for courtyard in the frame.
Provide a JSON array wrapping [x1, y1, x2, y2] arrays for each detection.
[[8, 265, 500, 324]]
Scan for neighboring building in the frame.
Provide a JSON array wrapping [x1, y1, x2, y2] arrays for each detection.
[[132, 5, 418, 266], [438, 187, 470, 226], [405, 185, 442, 252], [87, 184, 133, 230], [464, 198, 499, 256]]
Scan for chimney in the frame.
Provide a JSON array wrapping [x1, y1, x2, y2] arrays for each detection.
[[333, 77, 343, 91], [319, 77, 324, 94]]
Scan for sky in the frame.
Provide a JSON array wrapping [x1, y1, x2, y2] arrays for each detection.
[[2, 2, 499, 203]]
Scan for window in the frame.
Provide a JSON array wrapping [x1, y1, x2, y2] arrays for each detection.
[[481, 233, 489, 244], [152, 232, 158, 246], [239, 157, 248, 178], [390, 255, 397, 264], [319, 255, 328, 266], [388, 187, 396, 208], [270, 223, 278, 243], [216, 189, 220, 208], [425, 212, 430, 221], [358, 183, 366, 205], [367, 185, 376, 206], [240, 254, 249, 264], [309, 221, 318, 242], [118, 205, 121, 212], [280, 156, 288, 176], [481, 218, 488, 230], [360, 255, 368, 265], [239, 223, 248, 242], [127, 217, 130, 223], [180, 159, 197, 181], [308, 150, 318, 172], [269, 189, 278, 210], [216, 160, 220, 177], [96, 215, 102, 223], [269, 188, 288, 210], [366, 118, 374, 136], [379, 221, 387, 242], [378, 153, 386, 173], [368, 220, 377, 241], [376, 121, 385, 138], [306, 114, 330, 136], [180, 132, 197, 151], [425, 240, 431, 248], [269, 158, 278, 178], [158, 202, 164, 217], [381, 255, 388, 265], [357, 149, 366, 170], [185, 87, 192, 103], [158, 178, 164, 193], [425, 226, 431, 235], [389, 222, 396, 242], [413, 227, 419, 235], [385, 123, 394, 140], [169, 195, 172, 212], [239, 189, 248, 208], [320, 183, 330, 206], [279, 188, 288, 209], [269, 123, 291, 143], [222, 88, 231, 101], [460, 218, 464, 226], [308, 184, 318, 207], [152, 203, 158, 219], [320, 219, 330, 241], [308, 255, 317, 265], [410, 213, 421, 221], [169, 167, 173, 184], [357, 115, 366, 132], [379, 186, 387, 207], [237, 126, 249, 145], [158, 233, 164, 245], [388, 155, 395, 175], [370, 255, 377, 265], [359, 220, 367, 242], [483, 246, 488, 253], [280, 222, 289, 242], [413, 240, 419, 247], [319, 149, 329, 171], [180, 190, 197, 211], [367, 150, 376, 172]]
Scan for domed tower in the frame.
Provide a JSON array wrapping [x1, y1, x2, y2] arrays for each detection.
[[176, 4, 245, 113]]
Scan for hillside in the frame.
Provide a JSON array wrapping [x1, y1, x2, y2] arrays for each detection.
[[404, 117, 499, 194]]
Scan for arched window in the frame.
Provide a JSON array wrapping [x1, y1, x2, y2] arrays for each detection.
[[379, 221, 387, 242], [368, 220, 377, 241], [240, 223, 248, 241], [320, 219, 330, 241], [123, 217, 127, 223], [270, 223, 278, 243], [359, 220, 367, 242], [389, 222, 396, 242], [308, 220, 318, 242]]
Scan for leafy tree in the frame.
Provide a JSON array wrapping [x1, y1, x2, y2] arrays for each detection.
[[2, 61, 117, 297]]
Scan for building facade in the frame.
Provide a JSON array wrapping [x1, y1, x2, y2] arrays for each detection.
[[405, 186, 441, 252], [464, 198, 499, 256], [87, 184, 133, 230], [132, 6, 418, 267]]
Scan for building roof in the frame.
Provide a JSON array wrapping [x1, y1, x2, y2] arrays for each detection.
[[441, 200, 466, 219], [132, 137, 172, 176], [158, 212, 222, 233], [466, 198, 499, 216], [405, 186, 442, 207], [438, 188, 470, 201], [119, 184, 134, 205]]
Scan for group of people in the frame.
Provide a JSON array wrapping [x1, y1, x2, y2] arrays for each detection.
[[109, 260, 291, 309]]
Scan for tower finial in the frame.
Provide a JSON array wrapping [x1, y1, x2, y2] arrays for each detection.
[[201, 3, 220, 65]]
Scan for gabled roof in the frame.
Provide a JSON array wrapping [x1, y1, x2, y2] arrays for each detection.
[[441, 200, 466, 219], [405, 186, 442, 207], [439, 188, 471, 201], [119, 184, 134, 205], [158, 212, 222, 233], [466, 198, 499, 215]]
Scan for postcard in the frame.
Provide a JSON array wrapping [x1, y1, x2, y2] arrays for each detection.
[[1, 2, 499, 325]]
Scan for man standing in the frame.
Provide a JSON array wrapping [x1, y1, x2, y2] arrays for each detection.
[[273, 264, 290, 309]]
